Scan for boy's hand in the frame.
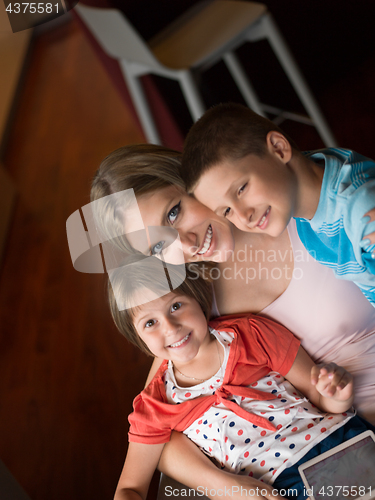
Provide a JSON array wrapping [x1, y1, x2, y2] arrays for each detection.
[[311, 362, 353, 402], [364, 208, 375, 253]]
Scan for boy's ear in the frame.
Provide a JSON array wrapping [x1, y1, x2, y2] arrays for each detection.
[[266, 131, 292, 163]]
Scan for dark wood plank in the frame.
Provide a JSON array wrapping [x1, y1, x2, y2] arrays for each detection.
[[0, 17, 155, 500]]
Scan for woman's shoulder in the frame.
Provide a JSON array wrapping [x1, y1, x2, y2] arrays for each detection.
[[209, 313, 289, 340]]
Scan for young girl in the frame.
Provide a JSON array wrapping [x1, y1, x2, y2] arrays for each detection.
[[107, 255, 373, 500]]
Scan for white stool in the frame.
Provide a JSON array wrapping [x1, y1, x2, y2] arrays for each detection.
[[75, 0, 337, 147]]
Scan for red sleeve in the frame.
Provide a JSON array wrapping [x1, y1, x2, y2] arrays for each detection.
[[210, 314, 300, 383], [247, 314, 300, 375], [128, 364, 172, 445], [128, 392, 172, 444]]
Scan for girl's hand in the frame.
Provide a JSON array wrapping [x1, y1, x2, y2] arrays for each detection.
[[311, 362, 353, 401], [218, 473, 284, 500]]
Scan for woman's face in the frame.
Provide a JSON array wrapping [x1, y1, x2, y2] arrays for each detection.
[[124, 185, 235, 263]]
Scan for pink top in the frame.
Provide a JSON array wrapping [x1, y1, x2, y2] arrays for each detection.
[[212, 219, 375, 423]]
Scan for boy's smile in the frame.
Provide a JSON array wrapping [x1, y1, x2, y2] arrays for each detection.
[[193, 149, 297, 237]]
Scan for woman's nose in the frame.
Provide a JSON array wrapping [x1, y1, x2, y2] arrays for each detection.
[[180, 231, 198, 258]]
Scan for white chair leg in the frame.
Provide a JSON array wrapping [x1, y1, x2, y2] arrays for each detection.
[[178, 70, 206, 122], [259, 14, 337, 147], [119, 61, 161, 144], [222, 51, 265, 117]]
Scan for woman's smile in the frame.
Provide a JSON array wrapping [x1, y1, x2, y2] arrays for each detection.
[[128, 186, 234, 263], [196, 225, 213, 256]]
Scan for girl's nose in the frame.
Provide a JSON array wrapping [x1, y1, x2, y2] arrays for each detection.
[[163, 317, 181, 336]]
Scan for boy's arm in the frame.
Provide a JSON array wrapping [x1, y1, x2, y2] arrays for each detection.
[[285, 347, 354, 414], [114, 442, 165, 500]]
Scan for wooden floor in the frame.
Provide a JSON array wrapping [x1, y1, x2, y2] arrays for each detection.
[[1, 7, 375, 500], [0, 18, 158, 500]]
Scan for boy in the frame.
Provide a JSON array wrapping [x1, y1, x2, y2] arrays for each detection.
[[181, 103, 375, 306]]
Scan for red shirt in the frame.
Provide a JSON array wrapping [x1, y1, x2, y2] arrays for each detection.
[[128, 314, 300, 444]]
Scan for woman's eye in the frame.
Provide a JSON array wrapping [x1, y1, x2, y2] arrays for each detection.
[[145, 319, 156, 328], [167, 202, 181, 225], [171, 302, 182, 312], [151, 240, 165, 255], [238, 183, 248, 195], [224, 207, 231, 218]]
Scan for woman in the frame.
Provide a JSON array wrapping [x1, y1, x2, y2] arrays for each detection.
[[91, 144, 375, 493]]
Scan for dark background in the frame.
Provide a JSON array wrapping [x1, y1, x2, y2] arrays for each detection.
[[0, 2, 374, 500], [86, 0, 375, 155]]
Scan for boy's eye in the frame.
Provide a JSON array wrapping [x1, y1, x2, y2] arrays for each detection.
[[151, 240, 165, 255], [167, 202, 181, 225], [224, 207, 231, 218], [145, 319, 156, 328], [238, 183, 248, 195], [171, 302, 182, 312]]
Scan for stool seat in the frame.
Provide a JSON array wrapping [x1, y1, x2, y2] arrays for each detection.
[[151, 1, 266, 69]]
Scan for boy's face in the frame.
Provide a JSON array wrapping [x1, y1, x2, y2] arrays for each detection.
[[133, 292, 209, 363], [193, 151, 297, 237]]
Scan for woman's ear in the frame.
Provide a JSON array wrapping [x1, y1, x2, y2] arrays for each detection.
[[266, 131, 293, 163]]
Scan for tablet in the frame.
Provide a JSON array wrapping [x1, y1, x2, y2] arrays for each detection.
[[298, 430, 375, 500]]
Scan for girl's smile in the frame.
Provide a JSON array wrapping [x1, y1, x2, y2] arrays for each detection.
[[167, 332, 191, 349], [133, 292, 210, 365]]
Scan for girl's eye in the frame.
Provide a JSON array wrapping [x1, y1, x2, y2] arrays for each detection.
[[145, 319, 156, 328], [238, 183, 248, 195], [151, 240, 165, 255], [167, 202, 181, 225], [224, 207, 231, 218], [171, 302, 182, 312]]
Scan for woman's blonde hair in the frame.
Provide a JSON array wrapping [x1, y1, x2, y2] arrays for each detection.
[[90, 144, 185, 248], [108, 256, 212, 356]]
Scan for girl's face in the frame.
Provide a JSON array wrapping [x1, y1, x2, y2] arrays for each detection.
[[133, 292, 209, 364], [125, 185, 235, 263]]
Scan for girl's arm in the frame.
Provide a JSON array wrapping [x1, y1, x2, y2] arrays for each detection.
[[285, 346, 354, 414], [114, 442, 165, 500], [159, 431, 283, 500]]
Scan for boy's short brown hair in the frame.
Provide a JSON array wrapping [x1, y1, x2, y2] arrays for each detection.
[[108, 255, 212, 357], [181, 103, 294, 193]]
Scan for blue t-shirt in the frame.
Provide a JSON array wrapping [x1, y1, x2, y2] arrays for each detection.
[[295, 148, 375, 306]]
